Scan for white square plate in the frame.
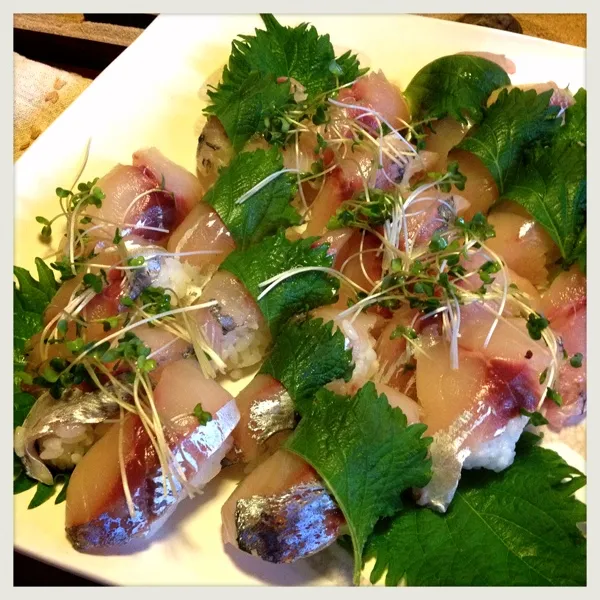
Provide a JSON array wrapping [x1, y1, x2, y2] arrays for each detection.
[[14, 14, 586, 586]]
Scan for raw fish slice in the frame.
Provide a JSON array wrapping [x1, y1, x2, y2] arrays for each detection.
[[195, 271, 272, 373], [281, 130, 320, 173], [458, 250, 542, 317], [403, 189, 470, 250], [222, 378, 423, 564], [317, 227, 354, 258], [304, 148, 373, 237], [423, 117, 470, 172], [132, 147, 205, 217], [28, 240, 176, 369], [415, 304, 551, 512], [304, 142, 428, 238], [196, 116, 235, 190], [337, 71, 411, 132], [65, 359, 239, 551], [166, 202, 236, 274], [375, 381, 422, 425], [332, 230, 383, 293], [86, 165, 177, 243], [221, 449, 345, 563], [445, 149, 499, 218], [395, 150, 439, 193], [229, 374, 295, 465], [373, 136, 427, 191], [541, 268, 586, 430], [541, 267, 586, 323], [486, 209, 560, 286], [458, 250, 543, 314], [375, 306, 420, 394], [27, 250, 125, 368], [457, 304, 551, 376], [134, 325, 192, 383], [14, 387, 121, 485], [194, 228, 350, 374]]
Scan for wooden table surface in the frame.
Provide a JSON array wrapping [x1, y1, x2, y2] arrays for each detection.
[[14, 13, 586, 79], [13, 12, 586, 587]]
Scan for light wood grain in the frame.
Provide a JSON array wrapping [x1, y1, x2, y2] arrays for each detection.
[[14, 13, 143, 47]]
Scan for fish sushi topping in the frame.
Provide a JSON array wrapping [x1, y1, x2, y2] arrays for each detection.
[[14, 15, 585, 586]]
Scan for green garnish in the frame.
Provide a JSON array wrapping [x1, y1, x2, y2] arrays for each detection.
[[455, 212, 496, 242], [82, 273, 103, 294], [203, 148, 300, 249], [327, 189, 395, 230], [546, 387, 564, 407], [102, 316, 120, 332], [456, 88, 561, 194], [404, 54, 511, 124], [127, 256, 145, 267], [526, 313, 549, 341], [365, 433, 586, 586], [37, 180, 105, 241], [65, 338, 85, 353], [54, 474, 71, 505], [193, 403, 213, 426], [390, 325, 418, 341], [139, 286, 172, 315], [14, 259, 58, 392], [478, 260, 501, 284], [220, 232, 338, 335], [519, 408, 550, 426], [13, 259, 74, 508], [286, 382, 431, 584], [204, 14, 364, 150], [502, 88, 586, 267], [570, 352, 584, 368], [554, 88, 586, 147], [260, 317, 354, 412], [100, 332, 156, 372], [50, 256, 77, 282], [428, 231, 448, 252]]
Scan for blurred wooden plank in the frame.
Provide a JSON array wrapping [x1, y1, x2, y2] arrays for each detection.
[[14, 13, 144, 47]]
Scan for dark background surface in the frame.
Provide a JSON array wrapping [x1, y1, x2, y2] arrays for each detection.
[[14, 552, 104, 586]]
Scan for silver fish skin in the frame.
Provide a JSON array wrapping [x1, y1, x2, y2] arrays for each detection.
[[235, 482, 345, 563], [66, 399, 238, 552], [222, 449, 346, 564], [119, 240, 166, 305], [229, 374, 296, 466], [65, 360, 240, 552], [14, 387, 121, 485]]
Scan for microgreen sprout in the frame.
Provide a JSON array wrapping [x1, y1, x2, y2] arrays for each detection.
[[526, 313, 549, 341], [193, 403, 213, 426], [390, 325, 418, 341], [569, 352, 583, 368], [519, 408, 550, 426]]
